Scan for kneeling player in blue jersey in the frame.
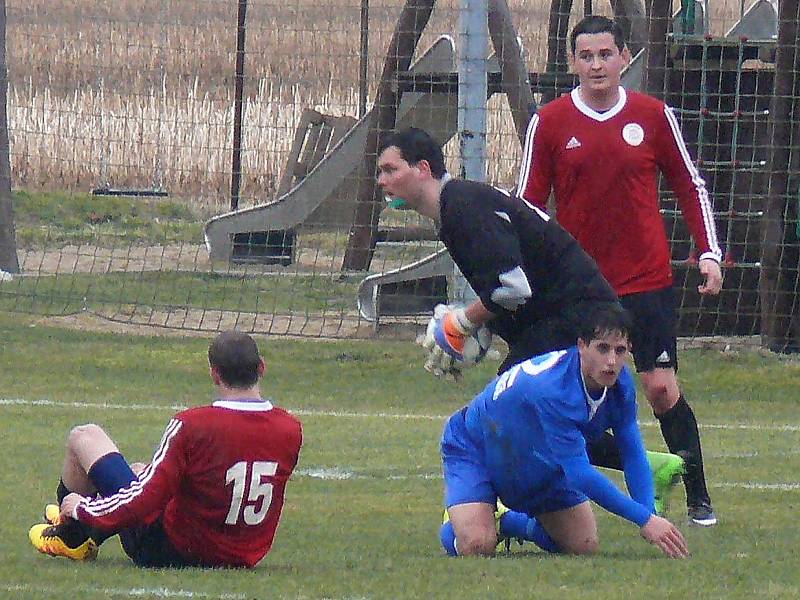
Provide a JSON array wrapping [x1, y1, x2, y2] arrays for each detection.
[[439, 303, 689, 559]]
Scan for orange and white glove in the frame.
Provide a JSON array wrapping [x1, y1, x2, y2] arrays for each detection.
[[433, 306, 476, 360], [419, 304, 477, 378]]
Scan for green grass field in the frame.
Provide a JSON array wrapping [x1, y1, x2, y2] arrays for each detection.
[[1, 312, 799, 599]]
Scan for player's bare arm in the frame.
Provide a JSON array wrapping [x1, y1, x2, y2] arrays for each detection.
[[639, 514, 690, 558], [698, 258, 723, 295], [463, 299, 495, 328], [59, 492, 83, 522]]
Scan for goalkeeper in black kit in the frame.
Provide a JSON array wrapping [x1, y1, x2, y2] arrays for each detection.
[[376, 127, 686, 517], [377, 127, 618, 374]]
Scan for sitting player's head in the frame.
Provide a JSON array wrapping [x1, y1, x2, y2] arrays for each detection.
[[576, 303, 633, 390], [208, 331, 265, 390]]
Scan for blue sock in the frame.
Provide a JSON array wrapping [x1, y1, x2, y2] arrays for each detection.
[[87, 452, 137, 497], [499, 511, 560, 553], [440, 521, 458, 556], [525, 518, 560, 553], [498, 510, 529, 539]]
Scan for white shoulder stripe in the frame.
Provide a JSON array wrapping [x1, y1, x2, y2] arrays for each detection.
[[81, 419, 183, 517], [515, 113, 540, 194], [663, 106, 722, 259], [521, 350, 567, 375]]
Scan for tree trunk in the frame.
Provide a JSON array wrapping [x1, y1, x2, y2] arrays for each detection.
[[643, 0, 672, 99], [759, 0, 800, 352], [541, 0, 573, 105], [342, 0, 436, 272], [609, 0, 647, 57], [0, 0, 19, 274], [488, 0, 536, 146]]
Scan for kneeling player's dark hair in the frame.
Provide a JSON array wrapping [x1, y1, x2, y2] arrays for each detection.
[[577, 302, 633, 344], [378, 128, 447, 179], [570, 15, 626, 54], [208, 331, 262, 388]]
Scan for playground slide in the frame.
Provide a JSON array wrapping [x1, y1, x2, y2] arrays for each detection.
[[205, 35, 469, 262], [622, 0, 777, 91], [356, 248, 453, 322], [725, 0, 777, 39]]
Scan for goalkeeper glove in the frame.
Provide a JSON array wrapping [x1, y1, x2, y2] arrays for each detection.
[[433, 306, 477, 361], [418, 304, 479, 379]]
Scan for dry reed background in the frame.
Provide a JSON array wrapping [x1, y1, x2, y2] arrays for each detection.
[[5, 0, 751, 212]]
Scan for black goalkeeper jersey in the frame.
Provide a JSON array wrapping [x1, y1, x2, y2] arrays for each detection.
[[438, 178, 617, 350]]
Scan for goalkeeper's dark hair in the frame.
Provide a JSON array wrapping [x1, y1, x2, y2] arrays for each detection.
[[208, 331, 262, 388], [577, 302, 633, 344], [570, 15, 626, 54], [378, 128, 447, 179]]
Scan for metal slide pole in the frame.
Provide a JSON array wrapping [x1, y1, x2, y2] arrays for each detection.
[[452, 0, 487, 304], [359, 0, 369, 119]]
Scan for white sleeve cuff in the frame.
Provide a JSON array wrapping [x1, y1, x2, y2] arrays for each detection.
[[490, 267, 533, 310], [699, 251, 721, 263]]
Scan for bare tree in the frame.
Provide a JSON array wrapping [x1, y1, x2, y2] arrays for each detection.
[[342, 0, 436, 271], [0, 0, 19, 274], [759, 0, 800, 352]]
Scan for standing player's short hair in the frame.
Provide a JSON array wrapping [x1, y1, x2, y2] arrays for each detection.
[[378, 128, 447, 179], [577, 302, 633, 344], [570, 15, 626, 54], [208, 331, 262, 388]]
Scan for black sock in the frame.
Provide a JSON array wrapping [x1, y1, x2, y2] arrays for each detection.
[[56, 479, 71, 504], [657, 394, 711, 507], [54, 519, 93, 548], [587, 431, 624, 471], [55, 482, 112, 546]]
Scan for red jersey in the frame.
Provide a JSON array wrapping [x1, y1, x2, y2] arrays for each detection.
[[76, 399, 303, 568], [516, 87, 721, 296]]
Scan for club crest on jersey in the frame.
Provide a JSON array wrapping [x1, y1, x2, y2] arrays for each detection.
[[565, 136, 582, 150], [622, 123, 645, 146]]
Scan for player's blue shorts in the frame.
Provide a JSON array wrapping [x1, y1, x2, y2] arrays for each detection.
[[441, 408, 587, 515]]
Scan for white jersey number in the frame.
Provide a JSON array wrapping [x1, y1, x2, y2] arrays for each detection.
[[225, 460, 278, 525]]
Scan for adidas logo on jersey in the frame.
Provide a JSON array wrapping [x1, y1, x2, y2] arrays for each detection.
[[565, 136, 582, 150], [655, 351, 671, 364]]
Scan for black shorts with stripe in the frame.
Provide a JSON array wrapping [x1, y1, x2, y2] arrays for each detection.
[[120, 519, 200, 568], [619, 286, 678, 372]]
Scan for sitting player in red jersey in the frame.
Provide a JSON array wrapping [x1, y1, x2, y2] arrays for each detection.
[[29, 331, 303, 568]]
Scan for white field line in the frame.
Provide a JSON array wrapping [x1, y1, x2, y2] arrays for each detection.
[[294, 467, 800, 490], [2, 397, 800, 433], [2, 398, 796, 491], [3, 584, 245, 599], [4, 583, 368, 600]]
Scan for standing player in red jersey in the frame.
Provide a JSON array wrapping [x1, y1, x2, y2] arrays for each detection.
[[28, 331, 303, 568], [516, 15, 723, 527]]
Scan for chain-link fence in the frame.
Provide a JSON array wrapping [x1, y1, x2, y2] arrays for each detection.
[[0, 0, 797, 349]]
